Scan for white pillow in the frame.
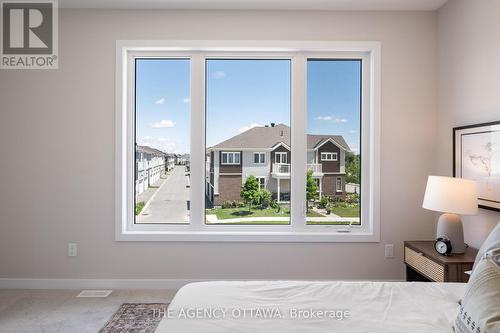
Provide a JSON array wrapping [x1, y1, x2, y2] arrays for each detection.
[[473, 222, 500, 272], [454, 248, 500, 333]]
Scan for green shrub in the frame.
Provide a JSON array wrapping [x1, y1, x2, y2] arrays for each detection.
[[221, 201, 233, 209], [346, 193, 359, 204], [332, 196, 344, 203], [270, 199, 278, 209], [256, 189, 273, 208], [318, 196, 330, 209], [135, 202, 145, 215]]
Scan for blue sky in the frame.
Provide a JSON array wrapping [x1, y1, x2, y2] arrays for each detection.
[[136, 58, 361, 154]]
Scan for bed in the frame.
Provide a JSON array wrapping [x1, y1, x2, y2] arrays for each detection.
[[155, 280, 465, 333]]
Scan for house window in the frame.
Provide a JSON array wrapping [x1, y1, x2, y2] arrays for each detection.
[[134, 58, 190, 224], [306, 59, 362, 226], [336, 177, 343, 192], [116, 41, 380, 242], [320, 152, 337, 161], [254, 152, 265, 164], [256, 176, 266, 190], [275, 152, 288, 164], [206, 59, 291, 225], [221, 152, 240, 165]]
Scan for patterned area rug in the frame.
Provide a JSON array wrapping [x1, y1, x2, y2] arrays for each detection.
[[99, 303, 169, 333]]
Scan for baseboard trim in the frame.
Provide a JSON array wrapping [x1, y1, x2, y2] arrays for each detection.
[[0, 278, 208, 290], [0, 278, 405, 290]]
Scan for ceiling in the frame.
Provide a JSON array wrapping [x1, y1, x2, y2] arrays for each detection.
[[59, 0, 449, 11]]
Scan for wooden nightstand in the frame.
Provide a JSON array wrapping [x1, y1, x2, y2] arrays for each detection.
[[404, 241, 477, 283]]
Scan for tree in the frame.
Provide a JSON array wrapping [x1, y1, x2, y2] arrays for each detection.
[[306, 169, 319, 211], [240, 176, 260, 210], [345, 153, 360, 185], [256, 189, 272, 208]]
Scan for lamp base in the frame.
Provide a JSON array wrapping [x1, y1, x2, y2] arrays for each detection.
[[436, 213, 467, 254]]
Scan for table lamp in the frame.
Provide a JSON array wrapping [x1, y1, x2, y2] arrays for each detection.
[[422, 176, 478, 254]]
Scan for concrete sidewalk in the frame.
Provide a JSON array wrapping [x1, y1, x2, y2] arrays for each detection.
[[137, 165, 190, 223]]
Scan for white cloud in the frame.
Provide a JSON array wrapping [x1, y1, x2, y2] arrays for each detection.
[[211, 71, 226, 79], [349, 130, 358, 134], [314, 115, 348, 123], [183, 97, 191, 104], [138, 136, 177, 153], [237, 123, 263, 133], [151, 119, 176, 128], [155, 97, 165, 105]]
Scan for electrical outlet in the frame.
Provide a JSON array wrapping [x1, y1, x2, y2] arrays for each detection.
[[384, 244, 394, 258], [68, 243, 77, 257]]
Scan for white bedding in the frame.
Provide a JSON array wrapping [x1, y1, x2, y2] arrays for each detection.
[[156, 281, 465, 333]]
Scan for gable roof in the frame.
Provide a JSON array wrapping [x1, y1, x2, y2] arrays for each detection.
[[210, 124, 351, 152], [136, 145, 167, 156]]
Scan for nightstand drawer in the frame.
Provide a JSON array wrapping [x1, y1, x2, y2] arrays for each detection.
[[405, 246, 445, 282]]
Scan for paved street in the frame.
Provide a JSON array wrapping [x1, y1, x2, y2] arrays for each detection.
[[137, 166, 190, 223]]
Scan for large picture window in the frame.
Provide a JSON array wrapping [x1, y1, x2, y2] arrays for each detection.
[[116, 41, 380, 242]]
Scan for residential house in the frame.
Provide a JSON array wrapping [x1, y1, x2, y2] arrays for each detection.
[[176, 153, 190, 166], [206, 123, 351, 206], [135, 145, 167, 197], [166, 153, 176, 172]]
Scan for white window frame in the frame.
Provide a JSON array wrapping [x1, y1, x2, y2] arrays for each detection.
[[275, 152, 288, 164], [321, 152, 338, 161], [115, 40, 380, 242], [336, 177, 343, 192], [221, 152, 240, 165], [254, 152, 266, 164], [255, 176, 266, 190]]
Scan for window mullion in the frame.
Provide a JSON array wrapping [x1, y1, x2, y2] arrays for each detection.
[[291, 54, 307, 229], [190, 54, 205, 230]]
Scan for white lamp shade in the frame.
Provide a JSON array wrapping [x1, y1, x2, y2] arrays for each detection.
[[423, 176, 478, 215]]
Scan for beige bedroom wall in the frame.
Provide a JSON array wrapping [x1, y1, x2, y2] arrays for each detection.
[[437, 0, 500, 249], [0, 9, 437, 281]]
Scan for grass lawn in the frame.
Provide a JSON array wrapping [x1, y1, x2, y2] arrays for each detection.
[[205, 207, 324, 222], [331, 205, 360, 217], [135, 201, 145, 215], [206, 207, 290, 220], [307, 221, 360, 225]]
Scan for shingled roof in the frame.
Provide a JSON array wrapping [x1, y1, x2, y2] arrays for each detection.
[[136, 145, 167, 156], [210, 124, 351, 151]]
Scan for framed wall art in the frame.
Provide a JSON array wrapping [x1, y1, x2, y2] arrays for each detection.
[[453, 121, 500, 212]]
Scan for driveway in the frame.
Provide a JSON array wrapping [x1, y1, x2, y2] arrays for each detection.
[[136, 165, 190, 223]]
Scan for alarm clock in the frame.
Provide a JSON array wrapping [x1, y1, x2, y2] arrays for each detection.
[[434, 237, 452, 256]]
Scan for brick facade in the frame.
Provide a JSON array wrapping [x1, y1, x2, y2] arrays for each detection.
[[214, 174, 242, 205]]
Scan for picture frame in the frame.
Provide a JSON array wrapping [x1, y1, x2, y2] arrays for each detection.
[[453, 121, 500, 212]]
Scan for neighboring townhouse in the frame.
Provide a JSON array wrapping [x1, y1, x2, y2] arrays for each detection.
[[206, 123, 351, 206], [174, 153, 190, 166], [166, 153, 176, 171], [135, 145, 168, 197]]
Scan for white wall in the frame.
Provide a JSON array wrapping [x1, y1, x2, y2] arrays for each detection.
[[437, 0, 500, 249], [0, 9, 438, 281]]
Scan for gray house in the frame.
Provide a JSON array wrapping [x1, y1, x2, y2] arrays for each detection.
[[206, 123, 351, 206]]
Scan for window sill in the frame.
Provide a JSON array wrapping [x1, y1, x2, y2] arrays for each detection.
[[116, 230, 380, 242]]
